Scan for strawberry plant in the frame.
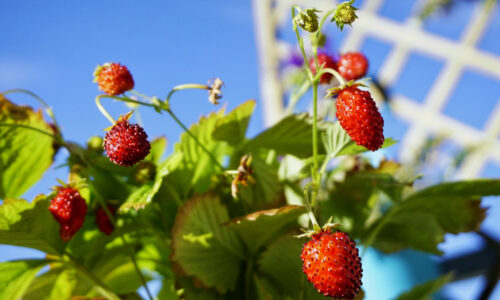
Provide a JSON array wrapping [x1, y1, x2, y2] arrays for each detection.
[[0, 1, 499, 299]]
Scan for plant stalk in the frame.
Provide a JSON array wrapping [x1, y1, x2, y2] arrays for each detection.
[[92, 195, 154, 300]]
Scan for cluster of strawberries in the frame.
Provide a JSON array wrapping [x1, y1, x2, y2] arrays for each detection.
[[49, 58, 372, 299], [49, 187, 116, 241], [49, 63, 148, 242]]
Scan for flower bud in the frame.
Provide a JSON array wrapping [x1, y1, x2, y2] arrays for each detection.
[[295, 9, 320, 33], [332, 0, 358, 31]]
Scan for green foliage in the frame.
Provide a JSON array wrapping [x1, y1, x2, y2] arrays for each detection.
[[319, 170, 406, 238], [146, 137, 168, 164], [174, 109, 228, 194], [237, 154, 283, 208], [227, 205, 305, 255], [0, 97, 54, 199], [213, 100, 256, 145], [0, 196, 65, 255], [407, 179, 500, 199], [0, 259, 49, 300], [1, 81, 499, 299], [23, 266, 78, 300], [322, 121, 397, 161], [258, 235, 329, 299], [245, 113, 325, 158], [369, 181, 494, 254], [120, 152, 182, 212], [396, 273, 453, 300], [171, 194, 244, 293]]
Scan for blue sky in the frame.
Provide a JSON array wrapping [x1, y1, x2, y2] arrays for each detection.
[[1, 0, 499, 299]]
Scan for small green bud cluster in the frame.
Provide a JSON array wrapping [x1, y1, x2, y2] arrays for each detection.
[[294, 9, 321, 33], [332, 0, 358, 31]]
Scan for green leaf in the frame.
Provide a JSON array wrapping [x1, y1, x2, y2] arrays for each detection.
[[174, 110, 228, 193], [171, 194, 244, 293], [145, 136, 167, 164], [321, 121, 397, 159], [338, 138, 397, 156], [0, 196, 65, 254], [245, 113, 325, 158], [0, 97, 55, 198], [120, 152, 182, 212], [238, 154, 283, 208], [372, 195, 485, 254], [407, 179, 500, 199], [322, 121, 351, 157], [0, 259, 49, 300], [24, 266, 75, 300], [157, 279, 180, 300], [176, 277, 239, 300], [92, 253, 149, 294], [24, 266, 80, 300], [227, 205, 305, 254], [319, 172, 405, 239], [213, 100, 256, 145], [396, 273, 453, 300], [258, 235, 331, 300], [374, 212, 445, 254]]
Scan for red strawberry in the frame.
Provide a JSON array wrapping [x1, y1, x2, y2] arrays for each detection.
[[49, 187, 87, 242], [94, 62, 134, 96], [103, 114, 151, 166], [336, 85, 384, 151], [301, 230, 362, 299], [337, 52, 368, 81], [96, 205, 116, 235], [309, 54, 337, 84]]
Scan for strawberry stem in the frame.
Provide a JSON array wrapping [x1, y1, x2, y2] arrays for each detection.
[[164, 84, 225, 170], [95, 95, 116, 124], [318, 67, 347, 86], [291, 6, 314, 81], [165, 83, 210, 103]]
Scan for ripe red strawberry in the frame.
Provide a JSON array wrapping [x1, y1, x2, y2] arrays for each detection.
[[309, 54, 337, 84], [336, 85, 384, 151], [301, 230, 362, 299], [337, 52, 368, 81], [94, 62, 134, 96], [49, 187, 87, 242], [96, 205, 116, 235], [103, 114, 151, 166]]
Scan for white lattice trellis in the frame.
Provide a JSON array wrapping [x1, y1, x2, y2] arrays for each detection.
[[253, 0, 500, 179]]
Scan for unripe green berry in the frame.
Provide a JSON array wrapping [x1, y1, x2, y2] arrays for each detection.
[[295, 9, 320, 33], [87, 136, 103, 153]]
